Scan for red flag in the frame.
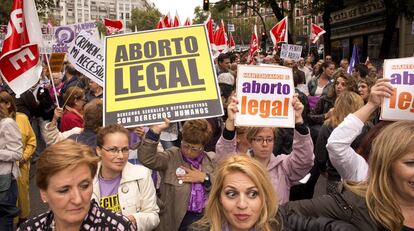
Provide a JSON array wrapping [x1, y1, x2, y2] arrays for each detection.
[[228, 32, 235, 51], [213, 20, 228, 53], [205, 15, 214, 46], [161, 12, 171, 28], [103, 18, 123, 35], [270, 16, 288, 46], [0, 0, 43, 96], [156, 18, 163, 29], [248, 25, 259, 64], [173, 11, 180, 27], [310, 23, 326, 44], [184, 17, 191, 26]]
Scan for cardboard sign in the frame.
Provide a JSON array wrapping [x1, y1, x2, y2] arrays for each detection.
[[41, 22, 99, 53], [381, 57, 414, 121], [235, 65, 295, 128], [104, 25, 223, 127], [49, 53, 66, 73], [280, 44, 302, 61], [68, 30, 104, 86]]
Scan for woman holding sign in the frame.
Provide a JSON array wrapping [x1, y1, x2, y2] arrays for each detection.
[[137, 119, 216, 231], [284, 119, 414, 230], [216, 95, 314, 204]]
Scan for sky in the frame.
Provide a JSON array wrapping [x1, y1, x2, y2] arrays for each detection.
[[150, 0, 219, 23]]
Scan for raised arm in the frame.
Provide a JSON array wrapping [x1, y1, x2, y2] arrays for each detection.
[[327, 79, 394, 181], [281, 94, 314, 183], [137, 118, 172, 171]]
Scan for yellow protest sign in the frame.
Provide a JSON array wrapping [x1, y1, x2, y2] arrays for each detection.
[[104, 25, 223, 127]]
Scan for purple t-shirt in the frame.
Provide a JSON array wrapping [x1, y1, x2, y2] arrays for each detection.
[[99, 175, 121, 213]]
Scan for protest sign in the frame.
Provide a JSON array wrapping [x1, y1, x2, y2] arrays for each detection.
[[49, 53, 66, 73], [235, 65, 295, 128], [68, 30, 104, 86], [280, 44, 302, 61], [41, 22, 98, 53], [381, 57, 414, 121], [104, 25, 223, 127]]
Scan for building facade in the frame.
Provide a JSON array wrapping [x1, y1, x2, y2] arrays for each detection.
[[51, 0, 146, 28], [330, 0, 414, 63]]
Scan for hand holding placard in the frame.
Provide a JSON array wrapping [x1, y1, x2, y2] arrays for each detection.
[[292, 93, 304, 124], [149, 118, 170, 134], [369, 79, 394, 107]]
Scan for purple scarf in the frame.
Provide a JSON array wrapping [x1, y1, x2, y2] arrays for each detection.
[[182, 152, 207, 213]]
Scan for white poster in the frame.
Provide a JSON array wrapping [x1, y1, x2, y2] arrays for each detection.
[[235, 65, 295, 128], [68, 30, 104, 86], [381, 57, 414, 121], [280, 44, 303, 61]]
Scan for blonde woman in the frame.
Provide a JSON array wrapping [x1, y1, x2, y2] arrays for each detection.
[[190, 155, 281, 231], [315, 91, 365, 193], [284, 120, 414, 230]]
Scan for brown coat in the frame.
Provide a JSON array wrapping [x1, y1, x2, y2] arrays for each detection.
[[137, 138, 216, 231]]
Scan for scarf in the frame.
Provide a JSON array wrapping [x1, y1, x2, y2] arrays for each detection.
[[182, 152, 207, 213]]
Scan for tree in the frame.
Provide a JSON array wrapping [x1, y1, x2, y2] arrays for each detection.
[[193, 3, 230, 25], [129, 2, 162, 31], [0, 0, 55, 25], [310, 0, 344, 56], [379, 0, 414, 58]]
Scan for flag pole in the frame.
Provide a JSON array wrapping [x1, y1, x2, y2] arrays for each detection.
[[44, 55, 61, 107]]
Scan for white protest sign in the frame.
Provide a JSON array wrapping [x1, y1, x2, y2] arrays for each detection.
[[381, 57, 414, 121], [235, 65, 295, 128], [68, 30, 104, 86], [280, 44, 302, 61]]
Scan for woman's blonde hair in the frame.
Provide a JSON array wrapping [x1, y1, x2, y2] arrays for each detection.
[[345, 121, 414, 230], [0, 91, 17, 119], [324, 91, 364, 128], [36, 139, 99, 190], [196, 155, 280, 231]]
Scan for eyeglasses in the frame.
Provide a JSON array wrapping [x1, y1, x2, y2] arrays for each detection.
[[101, 146, 129, 155], [252, 137, 274, 144], [181, 141, 204, 153]]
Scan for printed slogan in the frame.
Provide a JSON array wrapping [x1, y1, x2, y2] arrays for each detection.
[[104, 25, 223, 127]]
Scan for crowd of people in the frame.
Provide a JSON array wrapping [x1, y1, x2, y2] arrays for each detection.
[[0, 49, 413, 231]]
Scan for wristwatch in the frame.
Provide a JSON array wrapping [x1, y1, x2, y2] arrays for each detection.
[[203, 173, 211, 188]]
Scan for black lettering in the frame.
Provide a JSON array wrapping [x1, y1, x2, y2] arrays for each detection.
[[169, 60, 189, 88], [115, 45, 128, 62], [144, 41, 157, 58], [171, 38, 183, 55], [158, 39, 172, 56], [130, 65, 145, 93], [184, 36, 198, 53], [129, 43, 142, 60], [115, 68, 128, 95], [147, 63, 167, 90], [188, 59, 204, 85]]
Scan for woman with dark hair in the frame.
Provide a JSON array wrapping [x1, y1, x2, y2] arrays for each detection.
[[137, 119, 216, 231], [60, 86, 86, 132], [0, 91, 23, 231], [307, 61, 335, 97]]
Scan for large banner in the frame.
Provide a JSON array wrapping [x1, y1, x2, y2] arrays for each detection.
[[68, 30, 104, 86], [381, 57, 414, 121], [235, 65, 295, 128], [104, 25, 223, 127], [41, 22, 98, 54]]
